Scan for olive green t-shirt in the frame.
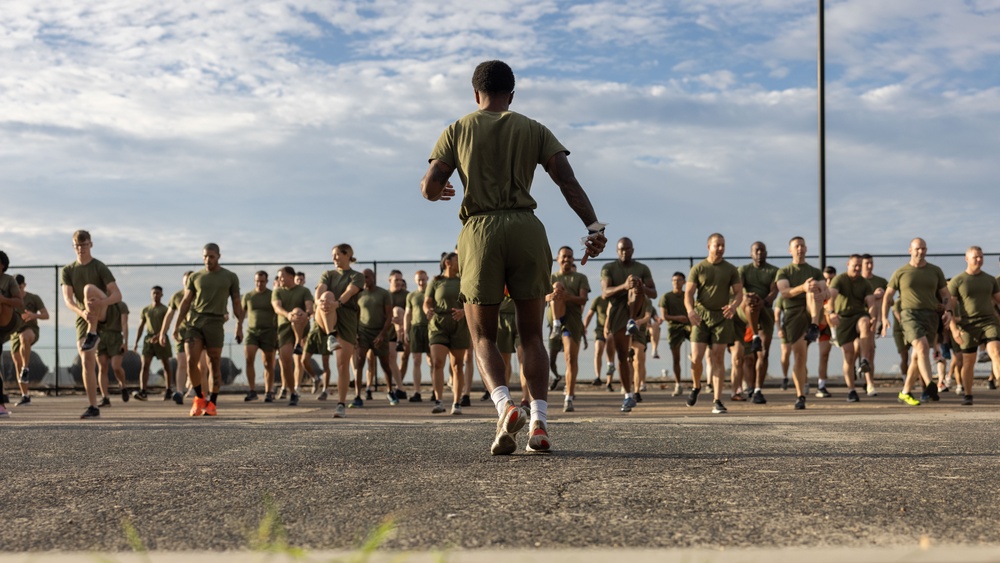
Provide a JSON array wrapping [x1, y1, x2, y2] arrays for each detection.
[[738, 262, 778, 299], [272, 285, 313, 327], [601, 260, 653, 313], [866, 275, 889, 292], [18, 292, 45, 331], [406, 289, 428, 326], [242, 290, 277, 330], [390, 289, 407, 311], [317, 269, 365, 310], [0, 274, 18, 304], [60, 259, 116, 308], [140, 303, 168, 335], [830, 273, 873, 317], [358, 286, 391, 330], [187, 268, 240, 317], [429, 110, 568, 223], [659, 290, 687, 329], [589, 296, 608, 327], [103, 302, 126, 332], [168, 289, 188, 329], [550, 271, 590, 324], [425, 276, 462, 314], [947, 271, 1000, 320], [888, 263, 947, 312], [689, 259, 741, 312], [776, 262, 823, 310]]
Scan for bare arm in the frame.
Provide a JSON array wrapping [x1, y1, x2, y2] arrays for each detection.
[[173, 290, 194, 337], [121, 312, 129, 353], [159, 308, 176, 343], [62, 285, 84, 318], [420, 160, 457, 202], [684, 281, 700, 327], [133, 317, 146, 350], [545, 152, 605, 264]]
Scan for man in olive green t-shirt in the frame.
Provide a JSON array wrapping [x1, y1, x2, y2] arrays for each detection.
[[546, 246, 590, 412], [354, 269, 398, 404], [0, 256, 25, 415], [737, 242, 779, 404], [828, 255, 877, 402], [582, 295, 615, 387], [272, 266, 313, 407], [775, 236, 828, 410], [10, 273, 49, 406], [404, 270, 430, 401], [684, 233, 743, 414], [601, 237, 656, 413], [659, 272, 690, 396], [881, 238, 951, 406], [421, 60, 606, 455], [242, 270, 277, 402], [133, 286, 174, 402], [174, 243, 244, 417], [60, 230, 122, 419], [860, 254, 888, 396], [947, 246, 1000, 405]]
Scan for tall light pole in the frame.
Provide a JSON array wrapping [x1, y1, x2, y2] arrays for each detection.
[[818, 0, 827, 269]]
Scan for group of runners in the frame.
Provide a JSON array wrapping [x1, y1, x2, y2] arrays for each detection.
[[2, 61, 997, 456]]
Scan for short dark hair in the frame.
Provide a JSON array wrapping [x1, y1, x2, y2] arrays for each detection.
[[472, 60, 515, 94], [255, 270, 268, 278], [0, 251, 8, 273], [152, 285, 163, 292], [672, 271, 686, 279], [15, 274, 25, 285], [295, 271, 305, 278], [861, 254, 873, 261], [281, 266, 295, 276], [824, 266, 837, 275], [848, 254, 862, 262], [204, 242, 220, 253]]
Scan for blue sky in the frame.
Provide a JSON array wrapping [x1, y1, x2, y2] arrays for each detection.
[[3, 0, 1000, 269]]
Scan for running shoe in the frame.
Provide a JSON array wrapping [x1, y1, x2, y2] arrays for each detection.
[[926, 384, 940, 402], [408, 392, 422, 403], [897, 392, 920, 406], [279, 389, 288, 400], [190, 396, 207, 416], [365, 389, 373, 401], [133, 390, 149, 401], [549, 374, 562, 391], [626, 319, 639, 336], [327, 335, 341, 353], [712, 400, 727, 414], [334, 403, 346, 418], [98, 396, 111, 407], [491, 401, 527, 455], [388, 390, 399, 406], [750, 336, 762, 353], [794, 395, 806, 410], [804, 324, 820, 343], [686, 387, 701, 407], [639, 383, 647, 392], [204, 400, 217, 416], [317, 390, 328, 401], [620, 396, 637, 412], [990, 380, 998, 390], [480, 392, 490, 401], [525, 420, 552, 453], [731, 392, 745, 402], [672, 384, 683, 397], [781, 378, 789, 391], [706, 382, 714, 394], [867, 384, 878, 397], [962, 395, 973, 406], [460, 394, 471, 407], [635, 392, 643, 403], [937, 384, 950, 394], [18, 367, 30, 383], [451, 403, 462, 415], [350, 396, 364, 408], [955, 384, 964, 396], [395, 390, 407, 400], [288, 393, 299, 407], [80, 405, 100, 419], [173, 391, 184, 405], [264, 392, 274, 403], [16, 395, 30, 407], [293, 343, 303, 355], [431, 401, 446, 414], [121, 388, 130, 403], [815, 387, 832, 398], [592, 377, 603, 386], [847, 389, 860, 403], [244, 390, 259, 402], [606, 382, 614, 393], [80, 332, 100, 352], [563, 398, 574, 412], [752, 390, 767, 404], [164, 389, 173, 401]]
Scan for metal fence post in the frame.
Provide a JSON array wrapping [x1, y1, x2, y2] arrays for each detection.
[[54, 265, 60, 396]]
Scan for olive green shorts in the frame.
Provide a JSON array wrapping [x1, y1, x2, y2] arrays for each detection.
[[498, 313, 518, 354], [691, 308, 734, 346], [0, 314, 21, 343], [737, 297, 775, 336], [245, 327, 277, 353], [305, 326, 329, 356], [429, 314, 470, 350], [98, 329, 124, 358], [457, 210, 552, 304], [893, 319, 908, 354], [9, 326, 38, 354], [834, 313, 868, 347], [631, 326, 648, 349], [667, 325, 690, 349], [780, 306, 810, 345], [184, 314, 226, 349], [901, 309, 938, 347], [593, 323, 606, 342], [358, 325, 389, 358], [733, 315, 748, 344], [277, 323, 303, 348], [141, 334, 172, 361], [957, 316, 1000, 353], [408, 324, 429, 354], [335, 308, 359, 346]]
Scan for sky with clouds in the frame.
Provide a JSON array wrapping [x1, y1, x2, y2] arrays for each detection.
[[3, 0, 1000, 268]]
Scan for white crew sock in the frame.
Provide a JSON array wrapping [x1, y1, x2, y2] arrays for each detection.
[[530, 399, 548, 426], [491, 386, 512, 417]]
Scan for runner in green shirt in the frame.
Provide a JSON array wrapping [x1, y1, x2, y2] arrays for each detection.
[[353, 268, 399, 406], [658, 272, 690, 397], [546, 246, 590, 412], [421, 61, 606, 454], [132, 286, 174, 402], [60, 230, 122, 419], [9, 273, 48, 407], [828, 255, 877, 403], [582, 294, 615, 388], [775, 236, 828, 410], [737, 242, 779, 404], [947, 246, 1000, 405], [241, 271, 277, 402], [388, 270, 409, 397], [159, 271, 194, 405], [860, 254, 888, 396], [314, 243, 365, 417], [97, 301, 130, 407], [881, 238, 951, 406], [404, 270, 430, 402], [601, 237, 656, 413], [684, 233, 743, 414], [272, 266, 313, 407], [173, 243, 244, 417], [424, 252, 470, 415]]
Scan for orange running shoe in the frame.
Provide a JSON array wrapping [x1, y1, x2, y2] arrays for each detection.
[[204, 400, 217, 416], [189, 396, 207, 417]]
